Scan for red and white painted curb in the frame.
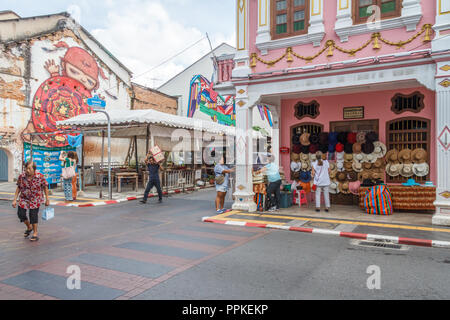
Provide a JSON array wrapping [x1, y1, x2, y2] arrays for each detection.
[[202, 217, 450, 249]]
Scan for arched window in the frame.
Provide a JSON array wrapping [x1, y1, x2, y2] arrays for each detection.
[[386, 117, 430, 183], [391, 91, 425, 114]]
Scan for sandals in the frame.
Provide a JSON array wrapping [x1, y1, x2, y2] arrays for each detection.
[[24, 229, 33, 237], [30, 236, 39, 242]]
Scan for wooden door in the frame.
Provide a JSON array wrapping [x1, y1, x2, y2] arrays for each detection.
[[0, 149, 8, 181]]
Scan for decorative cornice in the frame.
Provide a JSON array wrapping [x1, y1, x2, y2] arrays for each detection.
[[256, 31, 325, 54]]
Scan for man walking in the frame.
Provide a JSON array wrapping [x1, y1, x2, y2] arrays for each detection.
[[254, 154, 281, 212], [140, 152, 163, 204], [12, 161, 50, 242]]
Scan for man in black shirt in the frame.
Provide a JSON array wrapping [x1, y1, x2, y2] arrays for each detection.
[[140, 152, 163, 204]]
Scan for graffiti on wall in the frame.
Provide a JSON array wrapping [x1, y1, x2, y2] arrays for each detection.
[[187, 75, 236, 126], [21, 41, 108, 147]]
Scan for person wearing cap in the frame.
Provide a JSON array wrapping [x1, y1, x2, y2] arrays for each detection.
[[311, 151, 331, 212], [254, 154, 282, 212]]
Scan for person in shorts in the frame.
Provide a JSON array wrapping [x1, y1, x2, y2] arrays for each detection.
[[214, 157, 234, 214], [12, 161, 50, 242]]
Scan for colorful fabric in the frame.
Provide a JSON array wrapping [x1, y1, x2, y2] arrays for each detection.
[[17, 172, 48, 209], [63, 178, 73, 201], [363, 185, 393, 215]]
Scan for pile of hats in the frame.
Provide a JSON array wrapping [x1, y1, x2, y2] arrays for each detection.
[[385, 147, 429, 178]]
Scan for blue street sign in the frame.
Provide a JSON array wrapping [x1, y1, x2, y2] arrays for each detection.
[[87, 95, 106, 108]]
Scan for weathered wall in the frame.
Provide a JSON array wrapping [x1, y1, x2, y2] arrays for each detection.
[[132, 83, 178, 114], [0, 19, 133, 179]]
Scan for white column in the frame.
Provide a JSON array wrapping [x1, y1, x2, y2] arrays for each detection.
[[433, 0, 450, 52], [266, 104, 280, 165], [233, 0, 252, 78], [334, 0, 353, 42], [432, 62, 450, 226], [256, 0, 271, 45], [309, 0, 325, 46], [232, 85, 256, 212]]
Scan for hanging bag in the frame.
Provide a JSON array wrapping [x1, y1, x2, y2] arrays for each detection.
[[61, 159, 76, 180]]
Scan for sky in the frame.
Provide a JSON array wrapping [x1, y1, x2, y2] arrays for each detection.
[[3, 0, 236, 88]]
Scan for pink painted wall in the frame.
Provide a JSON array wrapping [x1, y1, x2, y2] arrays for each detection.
[[280, 87, 436, 184], [249, 1, 435, 73]]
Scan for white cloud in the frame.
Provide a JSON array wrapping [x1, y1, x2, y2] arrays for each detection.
[[91, 0, 234, 88]]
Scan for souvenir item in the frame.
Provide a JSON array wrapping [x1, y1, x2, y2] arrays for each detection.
[[398, 148, 412, 163], [386, 163, 402, 177], [412, 162, 429, 177], [411, 148, 427, 164], [300, 133, 311, 146]]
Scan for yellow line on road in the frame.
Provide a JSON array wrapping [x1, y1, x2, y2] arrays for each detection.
[[213, 212, 450, 233]]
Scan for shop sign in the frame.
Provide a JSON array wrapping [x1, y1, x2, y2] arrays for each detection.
[[343, 106, 364, 119], [280, 147, 290, 154]]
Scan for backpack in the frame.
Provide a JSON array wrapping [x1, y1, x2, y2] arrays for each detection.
[[363, 185, 393, 215]]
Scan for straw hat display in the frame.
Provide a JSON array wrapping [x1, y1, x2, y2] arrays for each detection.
[[336, 151, 345, 161], [386, 163, 403, 177], [364, 153, 377, 163], [352, 142, 362, 154], [385, 149, 399, 163], [363, 162, 373, 170], [373, 158, 385, 169], [309, 153, 317, 162], [292, 134, 301, 145], [337, 171, 347, 182], [309, 144, 319, 154], [300, 153, 309, 161], [300, 132, 311, 146], [291, 152, 300, 161], [329, 162, 337, 172], [400, 163, 414, 177], [344, 161, 353, 172], [373, 141, 387, 158], [353, 153, 364, 163], [335, 143, 344, 153], [301, 145, 310, 154], [300, 160, 311, 172], [347, 171, 358, 181], [344, 143, 353, 154], [361, 141, 375, 155], [337, 160, 344, 171], [339, 181, 350, 194], [413, 162, 429, 177], [398, 148, 412, 163], [309, 132, 320, 145], [356, 131, 366, 143], [290, 161, 300, 172], [292, 144, 302, 154], [352, 161, 363, 172], [329, 170, 337, 179], [358, 171, 371, 181], [411, 148, 427, 164], [329, 181, 340, 194], [371, 170, 383, 181], [365, 131, 378, 142], [344, 153, 353, 162]]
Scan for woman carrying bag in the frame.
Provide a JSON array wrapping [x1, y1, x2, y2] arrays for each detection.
[[311, 151, 331, 212], [59, 151, 76, 202]]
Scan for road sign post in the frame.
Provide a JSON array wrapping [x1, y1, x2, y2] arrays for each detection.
[[87, 95, 112, 200]]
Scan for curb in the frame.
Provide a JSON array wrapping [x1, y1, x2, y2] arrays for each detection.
[[202, 217, 450, 249]]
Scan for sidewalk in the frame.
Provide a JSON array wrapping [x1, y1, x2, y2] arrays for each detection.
[[0, 182, 214, 207]]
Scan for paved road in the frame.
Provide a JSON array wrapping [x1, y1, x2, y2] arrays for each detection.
[[0, 190, 449, 300]]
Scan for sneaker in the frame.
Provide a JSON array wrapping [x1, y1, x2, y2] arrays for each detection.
[[140, 200, 147, 204], [315, 208, 320, 212], [325, 208, 329, 212], [268, 206, 277, 212]]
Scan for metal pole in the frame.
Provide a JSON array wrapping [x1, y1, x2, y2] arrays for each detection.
[[134, 135, 138, 174], [100, 130, 104, 199]]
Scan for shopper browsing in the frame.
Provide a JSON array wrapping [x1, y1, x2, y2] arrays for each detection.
[[12, 161, 50, 242], [255, 154, 281, 212], [311, 151, 331, 212], [214, 157, 234, 214]]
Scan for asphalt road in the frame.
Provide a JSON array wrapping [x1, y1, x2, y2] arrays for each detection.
[[0, 189, 449, 300]]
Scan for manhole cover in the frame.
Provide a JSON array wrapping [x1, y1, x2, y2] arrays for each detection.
[[303, 221, 339, 230], [350, 239, 409, 251]]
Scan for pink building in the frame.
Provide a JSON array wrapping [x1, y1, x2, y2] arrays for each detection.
[[230, 0, 450, 225]]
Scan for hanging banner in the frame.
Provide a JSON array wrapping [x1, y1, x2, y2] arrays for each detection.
[[23, 142, 76, 184]]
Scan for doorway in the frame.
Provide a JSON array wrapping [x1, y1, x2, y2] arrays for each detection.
[[0, 149, 8, 181]]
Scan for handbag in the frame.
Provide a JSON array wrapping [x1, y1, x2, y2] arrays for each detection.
[[215, 175, 225, 185], [61, 166, 76, 179], [42, 207, 54, 221]]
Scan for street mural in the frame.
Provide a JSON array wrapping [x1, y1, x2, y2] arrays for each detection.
[[21, 41, 108, 147], [187, 75, 236, 126]]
